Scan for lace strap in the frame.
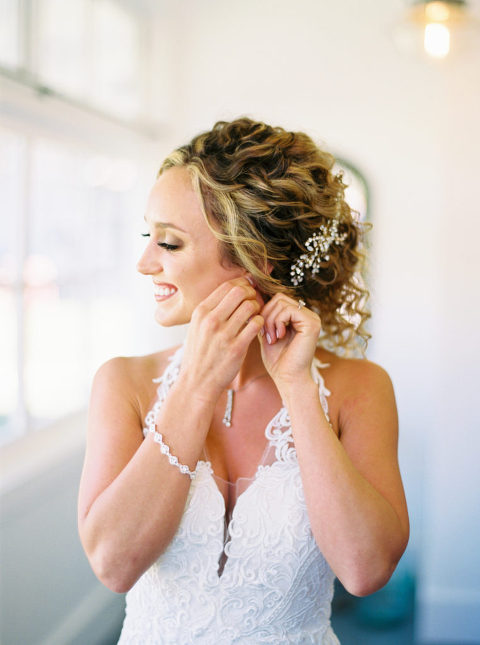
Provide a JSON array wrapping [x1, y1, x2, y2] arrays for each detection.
[[143, 345, 197, 478], [265, 407, 295, 463], [152, 344, 184, 384], [143, 345, 184, 437], [265, 358, 332, 462]]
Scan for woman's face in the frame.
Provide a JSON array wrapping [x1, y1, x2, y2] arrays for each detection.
[[137, 166, 245, 326]]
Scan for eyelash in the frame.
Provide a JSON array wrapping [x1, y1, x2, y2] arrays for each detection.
[[141, 233, 179, 251]]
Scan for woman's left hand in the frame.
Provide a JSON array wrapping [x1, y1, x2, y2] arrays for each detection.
[[259, 293, 321, 392]]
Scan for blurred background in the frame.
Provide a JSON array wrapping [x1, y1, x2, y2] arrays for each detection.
[[1, 1, 479, 643]]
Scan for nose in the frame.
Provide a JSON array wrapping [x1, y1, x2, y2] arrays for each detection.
[[137, 241, 162, 275]]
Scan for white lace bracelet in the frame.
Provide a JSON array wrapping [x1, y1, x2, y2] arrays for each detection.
[[147, 424, 196, 480]]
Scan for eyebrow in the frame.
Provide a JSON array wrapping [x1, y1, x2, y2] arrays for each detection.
[[143, 216, 188, 234]]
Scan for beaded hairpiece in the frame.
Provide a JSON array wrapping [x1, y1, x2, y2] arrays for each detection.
[[290, 219, 347, 286]]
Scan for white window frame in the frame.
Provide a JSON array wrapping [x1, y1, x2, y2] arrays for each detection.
[[1, 0, 156, 134], [0, 1, 161, 445]]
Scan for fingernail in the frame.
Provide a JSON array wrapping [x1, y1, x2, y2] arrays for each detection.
[[246, 275, 254, 286], [266, 332, 272, 344], [275, 328, 280, 339], [260, 326, 265, 336]]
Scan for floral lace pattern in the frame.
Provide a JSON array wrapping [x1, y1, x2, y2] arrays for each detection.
[[118, 347, 340, 644]]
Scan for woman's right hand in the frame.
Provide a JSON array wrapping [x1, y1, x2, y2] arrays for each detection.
[[179, 277, 264, 402]]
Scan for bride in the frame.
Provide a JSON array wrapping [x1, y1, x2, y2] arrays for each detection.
[[78, 117, 409, 644]]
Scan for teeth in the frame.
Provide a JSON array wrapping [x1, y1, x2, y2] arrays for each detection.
[[154, 285, 176, 297]]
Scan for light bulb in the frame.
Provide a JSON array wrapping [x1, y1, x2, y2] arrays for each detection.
[[424, 22, 451, 57], [393, 0, 480, 60]]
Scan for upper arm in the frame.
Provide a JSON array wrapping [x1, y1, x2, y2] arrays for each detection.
[[338, 361, 409, 540], [77, 357, 145, 527]]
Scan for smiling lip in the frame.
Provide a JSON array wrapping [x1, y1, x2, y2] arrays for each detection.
[[153, 283, 178, 301]]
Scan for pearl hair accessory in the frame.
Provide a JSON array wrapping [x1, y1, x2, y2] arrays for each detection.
[[290, 219, 347, 286]]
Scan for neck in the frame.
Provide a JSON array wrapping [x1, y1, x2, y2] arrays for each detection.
[[227, 337, 267, 391]]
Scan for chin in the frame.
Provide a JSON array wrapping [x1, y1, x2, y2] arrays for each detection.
[[154, 306, 190, 328]]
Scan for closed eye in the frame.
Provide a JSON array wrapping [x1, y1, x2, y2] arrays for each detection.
[[141, 233, 179, 251]]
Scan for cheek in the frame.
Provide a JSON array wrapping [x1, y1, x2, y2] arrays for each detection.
[[178, 248, 244, 302], [186, 273, 224, 305]]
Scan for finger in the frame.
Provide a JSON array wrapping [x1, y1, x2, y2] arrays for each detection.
[[217, 283, 258, 323], [259, 293, 283, 343], [245, 273, 266, 310], [263, 297, 305, 344], [260, 293, 293, 319], [236, 313, 264, 348], [276, 319, 287, 340], [194, 278, 256, 322], [225, 297, 261, 336], [262, 290, 298, 307], [261, 296, 297, 344]]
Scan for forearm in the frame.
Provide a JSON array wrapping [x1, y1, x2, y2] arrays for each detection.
[[79, 375, 216, 592], [282, 379, 407, 596]]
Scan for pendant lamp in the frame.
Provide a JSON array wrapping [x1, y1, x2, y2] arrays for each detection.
[[394, 1, 480, 59]]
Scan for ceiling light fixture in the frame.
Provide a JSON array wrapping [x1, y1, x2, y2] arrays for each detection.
[[394, 1, 480, 60]]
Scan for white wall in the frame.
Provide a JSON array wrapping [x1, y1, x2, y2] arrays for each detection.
[[130, 0, 479, 642]]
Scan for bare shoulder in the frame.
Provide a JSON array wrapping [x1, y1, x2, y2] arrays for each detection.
[[95, 344, 182, 384], [315, 348, 408, 544], [79, 345, 183, 520], [93, 345, 182, 410], [315, 347, 394, 399], [315, 347, 396, 438], [94, 347, 178, 390]]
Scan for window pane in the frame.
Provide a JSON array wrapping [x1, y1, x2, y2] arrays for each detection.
[[26, 139, 135, 424], [0, 0, 21, 68], [0, 290, 18, 439], [0, 128, 23, 284], [35, 0, 144, 121], [91, 0, 142, 119], [0, 128, 24, 443], [36, 0, 88, 98]]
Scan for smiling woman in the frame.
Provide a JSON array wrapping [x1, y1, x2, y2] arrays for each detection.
[[77, 117, 409, 644], [137, 167, 250, 327]]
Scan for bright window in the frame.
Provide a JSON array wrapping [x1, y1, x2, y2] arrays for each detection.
[[0, 125, 145, 444], [0, 0, 21, 68], [2, 0, 148, 123], [0, 0, 158, 445], [0, 129, 22, 437]]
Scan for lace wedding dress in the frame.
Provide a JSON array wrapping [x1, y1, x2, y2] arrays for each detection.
[[118, 346, 340, 644]]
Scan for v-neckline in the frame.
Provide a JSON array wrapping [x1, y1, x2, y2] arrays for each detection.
[[146, 347, 330, 579], [198, 457, 293, 579], [195, 402, 293, 578], [201, 400, 289, 509]]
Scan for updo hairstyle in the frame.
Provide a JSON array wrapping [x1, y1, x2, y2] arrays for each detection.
[[159, 117, 370, 354]]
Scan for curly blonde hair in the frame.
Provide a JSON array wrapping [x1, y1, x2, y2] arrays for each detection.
[[159, 117, 370, 355]]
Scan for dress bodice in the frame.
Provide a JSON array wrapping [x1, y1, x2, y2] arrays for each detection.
[[118, 346, 340, 644]]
